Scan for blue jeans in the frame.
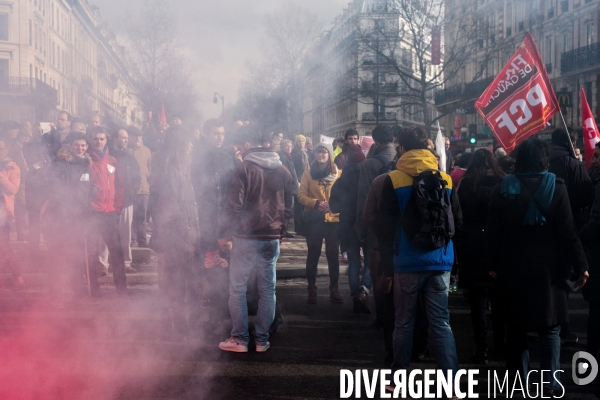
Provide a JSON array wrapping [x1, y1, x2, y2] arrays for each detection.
[[228, 237, 280, 345], [506, 324, 561, 391], [392, 271, 458, 375], [343, 224, 371, 297]]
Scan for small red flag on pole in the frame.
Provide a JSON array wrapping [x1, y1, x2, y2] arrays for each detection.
[[159, 103, 167, 124], [581, 87, 600, 168], [474, 33, 559, 152]]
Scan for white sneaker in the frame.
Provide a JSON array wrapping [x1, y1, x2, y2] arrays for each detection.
[[218, 337, 248, 353], [256, 342, 270, 352]]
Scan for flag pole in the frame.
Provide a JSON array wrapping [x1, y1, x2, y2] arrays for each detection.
[[558, 110, 577, 158]]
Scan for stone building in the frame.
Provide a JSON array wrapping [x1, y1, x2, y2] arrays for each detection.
[[0, 0, 142, 125], [436, 0, 600, 142], [302, 0, 440, 140]]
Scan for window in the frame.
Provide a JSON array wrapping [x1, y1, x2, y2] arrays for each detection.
[[35, 66, 38, 79], [587, 22, 594, 46], [545, 36, 552, 64], [561, 0, 569, 12], [29, 20, 32, 45], [0, 59, 8, 84], [51, 3, 54, 27], [585, 82, 592, 103], [34, 24, 38, 50], [0, 13, 7, 41], [42, 32, 46, 56], [563, 34, 569, 53], [29, 63, 32, 79]]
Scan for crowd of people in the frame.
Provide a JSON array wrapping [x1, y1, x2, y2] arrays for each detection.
[[1, 112, 600, 398]]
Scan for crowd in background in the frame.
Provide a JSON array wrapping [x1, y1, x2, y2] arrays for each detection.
[[2, 113, 600, 397]]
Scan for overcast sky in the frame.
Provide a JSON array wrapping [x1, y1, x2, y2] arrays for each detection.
[[90, 0, 349, 120]]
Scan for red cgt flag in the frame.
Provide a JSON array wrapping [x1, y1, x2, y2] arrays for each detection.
[[581, 87, 600, 168], [474, 33, 559, 152]]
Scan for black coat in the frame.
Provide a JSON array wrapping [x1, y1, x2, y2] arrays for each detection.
[[45, 150, 93, 226], [579, 179, 600, 304], [111, 147, 141, 208], [291, 147, 310, 182], [330, 162, 361, 227], [488, 176, 588, 327], [191, 145, 234, 252], [278, 152, 298, 195], [455, 175, 502, 288], [549, 144, 594, 229], [150, 166, 200, 255]]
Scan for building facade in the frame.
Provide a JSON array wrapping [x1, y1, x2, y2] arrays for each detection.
[[303, 0, 440, 140], [0, 0, 142, 125], [436, 0, 600, 143]]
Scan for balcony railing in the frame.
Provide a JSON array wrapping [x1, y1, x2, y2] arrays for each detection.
[[561, 42, 600, 74], [0, 77, 58, 104], [361, 81, 399, 92], [362, 112, 397, 121], [434, 76, 494, 106]]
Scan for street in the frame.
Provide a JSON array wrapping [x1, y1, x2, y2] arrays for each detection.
[[0, 237, 597, 399]]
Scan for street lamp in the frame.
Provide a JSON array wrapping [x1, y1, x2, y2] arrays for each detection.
[[213, 92, 224, 117]]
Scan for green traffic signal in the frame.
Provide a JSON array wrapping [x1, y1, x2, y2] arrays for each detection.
[[469, 136, 477, 145]]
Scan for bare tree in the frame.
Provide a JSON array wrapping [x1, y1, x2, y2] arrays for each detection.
[[236, 4, 323, 134], [348, 0, 507, 132], [127, 0, 200, 122]]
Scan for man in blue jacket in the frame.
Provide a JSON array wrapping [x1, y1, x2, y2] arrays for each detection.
[[378, 126, 462, 389]]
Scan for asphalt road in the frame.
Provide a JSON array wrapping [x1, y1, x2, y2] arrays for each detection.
[[0, 276, 597, 400]]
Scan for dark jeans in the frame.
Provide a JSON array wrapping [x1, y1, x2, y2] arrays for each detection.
[[26, 194, 45, 254], [133, 194, 149, 245], [305, 220, 339, 288], [88, 211, 127, 293], [0, 220, 20, 278], [293, 195, 304, 235], [14, 187, 27, 239], [161, 251, 195, 333], [588, 302, 600, 357], [469, 286, 505, 354], [45, 225, 87, 296], [392, 271, 457, 374], [341, 224, 371, 297], [506, 324, 561, 391], [383, 283, 429, 357]]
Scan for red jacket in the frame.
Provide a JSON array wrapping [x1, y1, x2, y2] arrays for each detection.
[[0, 160, 20, 218], [89, 148, 124, 213]]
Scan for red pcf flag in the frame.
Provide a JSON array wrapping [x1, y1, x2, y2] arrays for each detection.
[[474, 33, 559, 152], [581, 87, 600, 168]]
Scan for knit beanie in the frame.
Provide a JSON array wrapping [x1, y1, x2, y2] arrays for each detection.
[[314, 141, 333, 155]]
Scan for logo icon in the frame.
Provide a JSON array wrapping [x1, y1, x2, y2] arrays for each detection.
[[572, 351, 598, 385]]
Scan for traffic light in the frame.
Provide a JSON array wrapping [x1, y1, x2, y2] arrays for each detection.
[[469, 135, 477, 145]]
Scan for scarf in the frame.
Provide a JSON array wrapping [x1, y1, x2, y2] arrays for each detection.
[[310, 162, 338, 184], [92, 146, 108, 159], [346, 144, 366, 164], [501, 171, 556, 226]]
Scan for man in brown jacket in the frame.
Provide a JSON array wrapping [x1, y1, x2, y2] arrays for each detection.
[[218, 129, 293, 353], [127, 126, 151, 247]]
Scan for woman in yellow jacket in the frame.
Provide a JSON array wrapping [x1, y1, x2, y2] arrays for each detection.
[[298, 142, 342, 304]]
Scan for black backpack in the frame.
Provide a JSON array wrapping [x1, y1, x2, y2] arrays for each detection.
[[373, 154, 396, 175], [401, 169, 455, 250]]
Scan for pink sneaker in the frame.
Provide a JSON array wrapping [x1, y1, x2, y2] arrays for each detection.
[[218, 337, 248, 353]]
